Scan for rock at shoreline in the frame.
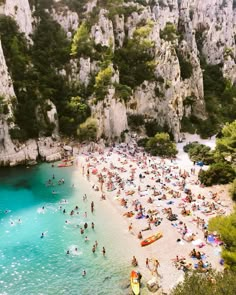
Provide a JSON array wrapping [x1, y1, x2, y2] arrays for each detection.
[[147, 277, 160, 293], [0, 137, 63, 167], [46, 153, 62, 162]]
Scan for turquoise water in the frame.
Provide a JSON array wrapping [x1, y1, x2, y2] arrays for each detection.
[[0, 164, 131, 295]]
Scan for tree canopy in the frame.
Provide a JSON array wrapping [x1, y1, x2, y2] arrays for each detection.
[[198, 162, 235, 186], [208, 210, 236, 272], [215, 120, 236, 164], [145, 132, 178, 157], [171, 270, 236, 295]]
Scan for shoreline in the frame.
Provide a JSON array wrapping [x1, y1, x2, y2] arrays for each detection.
[[74, 134, 234, 294]]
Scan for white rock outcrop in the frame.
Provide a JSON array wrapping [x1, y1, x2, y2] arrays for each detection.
[[92, 89, 128, 140], [46, 100, 59, 137], [0, 0, 33, 38], [91, 9, 115, 49], [0, 0, 235, 163], [0, 39, 15, 99], [52, 6, 79, 34]]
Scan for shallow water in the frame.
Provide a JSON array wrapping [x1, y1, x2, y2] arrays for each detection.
[[0, 164, 133, 295]]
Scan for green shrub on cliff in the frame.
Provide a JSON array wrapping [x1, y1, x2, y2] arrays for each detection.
[[59, 96, 91, 136], [176, 50, 193, 80], [114, 83, 132, 102], [114, 22, 155, 88], [71, 22, 93, 57], [77, 117, 97, 142], [0, 12, 91, 139], [160, 22, 178, 42], [94, 66, 113, 101], [128, 114, 145, 130], [230, 179, 236, 201]]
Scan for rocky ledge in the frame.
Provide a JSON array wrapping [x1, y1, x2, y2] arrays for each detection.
[[0, 137, 63, 167]]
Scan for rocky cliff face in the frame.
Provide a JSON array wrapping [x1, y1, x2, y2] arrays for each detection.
[[0, 0, 33, 38], [0, 0, 235, 165]]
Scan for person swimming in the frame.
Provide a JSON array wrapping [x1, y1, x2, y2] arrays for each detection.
[[40, 232, 44, 238], [82, 270, 86, 276], [92, 245, 96, 253]]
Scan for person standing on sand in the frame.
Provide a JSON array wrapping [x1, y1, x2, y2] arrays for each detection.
[[86, 169, 90, 181], [152, 259, 161, 276], [132, 256, 138, 267], [82, 166, 85, 176], [146, 258, 150, 268], [138, 231, 143, 239], [204, 230, 209, 242], [128, 223, 133, 232]]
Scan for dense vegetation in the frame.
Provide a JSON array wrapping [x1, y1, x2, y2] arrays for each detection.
[[0, 8, 90, 139], [230, 179, 236, 201], [176, 49, 193, 80], [199, 162, 235, 186], [214, 121, 236, 164], [183, 142, 214, 164], [183, 121, 236, 187], [1, 0, 235, 143], [77, 117, 97, 142], [144, 132, 178, 157], [182, 60, 236, 138], [209, 211, 236, 271], [160, 22, 178, 42], [171, 270, 236, 295], [114, 21, 156, 88]]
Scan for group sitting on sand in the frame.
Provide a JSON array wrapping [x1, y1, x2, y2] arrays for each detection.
[[77, 140, 232, 292]]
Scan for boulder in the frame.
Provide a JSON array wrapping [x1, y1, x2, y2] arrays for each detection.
[[46, 153, 62, 162], [147, 277, 160, 293]]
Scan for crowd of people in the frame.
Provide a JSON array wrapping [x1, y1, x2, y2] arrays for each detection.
[[77, 140, 232, 289]]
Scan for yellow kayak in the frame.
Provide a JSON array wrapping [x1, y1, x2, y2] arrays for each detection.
[[130, 270, 140, 295]]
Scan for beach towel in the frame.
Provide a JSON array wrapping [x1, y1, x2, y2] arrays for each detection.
[[139, 191, 148, 196], [192, 239, 203, 246]]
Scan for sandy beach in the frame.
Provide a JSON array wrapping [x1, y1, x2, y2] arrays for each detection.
[[75, 134, 234, 294]]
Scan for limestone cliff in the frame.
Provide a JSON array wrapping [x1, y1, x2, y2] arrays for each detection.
[[0, 0, 33, 38], [0, 0, 235, 165]]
